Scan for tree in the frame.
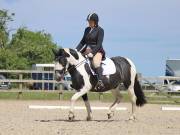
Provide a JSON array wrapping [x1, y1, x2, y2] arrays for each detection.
[[0, 9, 14, 48], [10, 28, 57, 69], [0, 9, 59, 70], [0, 49, 27, 70]]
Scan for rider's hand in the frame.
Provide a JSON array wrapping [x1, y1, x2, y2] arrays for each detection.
[[84, 48, 92, 55], [87, 53, 93, 58]]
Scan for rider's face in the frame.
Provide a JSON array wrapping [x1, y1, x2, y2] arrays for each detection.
[[88, 20, 95, 28]]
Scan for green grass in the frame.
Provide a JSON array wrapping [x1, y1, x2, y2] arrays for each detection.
[[0, 92, 18, 99], [0, 91, 180, 104]]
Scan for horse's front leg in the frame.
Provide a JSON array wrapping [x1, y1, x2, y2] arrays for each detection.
[[82, 94, 92, 121], [68, 88, 89, 121]]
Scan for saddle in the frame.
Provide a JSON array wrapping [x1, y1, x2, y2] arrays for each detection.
[[86, 57, 116, 75]]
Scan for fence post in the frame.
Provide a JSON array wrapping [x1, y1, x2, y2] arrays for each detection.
[[17, 91, 22, 99], [58, 83, 63, 100], [99, 92, 103, 100], [19, 73, 23, 90], [58, 90, 63, 100]]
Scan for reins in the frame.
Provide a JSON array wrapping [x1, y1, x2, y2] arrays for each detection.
[[64, 57, 88, 75]]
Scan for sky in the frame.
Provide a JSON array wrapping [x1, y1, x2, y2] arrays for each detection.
[[1, 0, 180, 76]]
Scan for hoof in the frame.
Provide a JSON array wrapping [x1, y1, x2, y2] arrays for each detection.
[[68, 115, 75, 121], [127, 115, 136, 121], [86, 116, 92, 121], [107, 112, 114, 119], [68, 113, 75, 121]]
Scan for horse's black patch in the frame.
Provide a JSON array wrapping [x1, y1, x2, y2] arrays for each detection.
[[54, 49, 70, 68], [69, 49, 79, 60], [82, 93, 88, 101], [83, 56, 132, 92], [84, 62, 120, 92], [134, 75, 146, 106], [58, 57, 68, 67], [111, 57, 131, 89], [68, 64, 84, 90], [58, 49, 70, 57]]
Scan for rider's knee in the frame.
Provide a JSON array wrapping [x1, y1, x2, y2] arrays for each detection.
[[93, 61, 101, 68], [93, 53, 102, 68]]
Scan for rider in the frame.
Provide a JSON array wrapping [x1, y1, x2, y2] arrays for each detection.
[[76, 13, 105, 89]]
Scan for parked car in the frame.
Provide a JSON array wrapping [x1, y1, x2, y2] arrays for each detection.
[[0, 75, 11, 90], [62, 75, 73, 90], [166, 80, 180, 92]]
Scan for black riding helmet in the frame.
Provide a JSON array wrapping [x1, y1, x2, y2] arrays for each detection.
[[87, 13, 99, 26]]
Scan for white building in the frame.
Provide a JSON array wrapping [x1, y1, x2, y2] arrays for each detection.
[[32, 64, 55, 90]]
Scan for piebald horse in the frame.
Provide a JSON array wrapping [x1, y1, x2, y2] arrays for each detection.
[[54, 48, 146, 121]]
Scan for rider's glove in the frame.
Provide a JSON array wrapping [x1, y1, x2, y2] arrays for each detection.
[[87, 53, 93, 58]]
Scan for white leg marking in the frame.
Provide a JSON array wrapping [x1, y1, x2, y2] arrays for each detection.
[[70, 88, 89, 113], [126, 58, 137, 120]]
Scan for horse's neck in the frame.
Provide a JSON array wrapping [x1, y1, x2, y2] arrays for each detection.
[[68, 64, 76, 75], [68, 52, 85, 65], [67, 52, 86, 74], [77, 52, 86, 61]]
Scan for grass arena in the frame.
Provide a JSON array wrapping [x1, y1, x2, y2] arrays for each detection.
[[0, 92, 180, 135]]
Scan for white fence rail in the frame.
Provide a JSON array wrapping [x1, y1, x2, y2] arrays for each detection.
[[0, 70, 61, 90]]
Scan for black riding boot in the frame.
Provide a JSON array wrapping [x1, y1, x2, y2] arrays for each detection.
[[95, 67, 105, 90]]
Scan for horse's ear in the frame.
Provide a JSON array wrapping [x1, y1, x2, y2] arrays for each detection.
[[59, 48, 70, 57], [69, 49, 79, 60]]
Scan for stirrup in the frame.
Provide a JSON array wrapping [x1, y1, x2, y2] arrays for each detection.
[[95, 80, 105, 90]]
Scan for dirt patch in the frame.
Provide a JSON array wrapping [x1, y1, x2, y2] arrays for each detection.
[[0, 100, 180, 135]]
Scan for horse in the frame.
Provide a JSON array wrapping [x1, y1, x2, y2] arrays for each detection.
[[53, 48, 146, 121]]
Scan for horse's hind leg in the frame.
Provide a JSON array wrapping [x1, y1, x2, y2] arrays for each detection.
[[128, 84, 137, 120], [125, 58, 138, 120], [82, 94, 92, 121], [127, 71, 137, 120], [107, 89, 122, 119]]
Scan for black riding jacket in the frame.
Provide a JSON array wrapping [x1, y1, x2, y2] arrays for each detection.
[[76, 26, 104, 55]]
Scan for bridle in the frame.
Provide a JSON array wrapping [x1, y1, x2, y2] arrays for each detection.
[[55, 55, 89, 77]]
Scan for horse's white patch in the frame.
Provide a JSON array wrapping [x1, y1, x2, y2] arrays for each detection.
[[64, 48, 81, 65], [76, 61, 92, 90], [125, 58, 136, 73], [54, 62, 63, 71], [125, 58, 137, 103]]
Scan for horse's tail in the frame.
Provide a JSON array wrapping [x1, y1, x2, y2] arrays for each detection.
[[134, 74, 146, 106]]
